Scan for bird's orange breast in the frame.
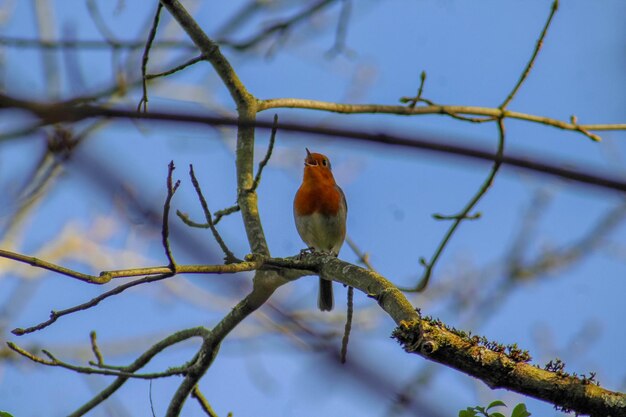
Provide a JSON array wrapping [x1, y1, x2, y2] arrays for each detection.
[[294, 181, 343, 217]]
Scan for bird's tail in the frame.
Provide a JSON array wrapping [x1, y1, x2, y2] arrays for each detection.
[[318, 277, 334, 311]]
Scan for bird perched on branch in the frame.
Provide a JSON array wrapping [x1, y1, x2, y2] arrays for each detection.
[[294, 148, 347, 311]]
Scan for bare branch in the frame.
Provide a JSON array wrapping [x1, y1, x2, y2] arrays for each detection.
[[345, 236, 377, 272], [138, 2, 164, 112], [191, 386, 220, 417], [0, 36, 194, 50], [250, 113, 278, 192], [218, 0, 339, 52], [7, 341, 189, 379], [340, 285, 354, 364], [163, 161, 181, 269], [11, 261, 261, 336], [177, 202, 241, 228], [500, 0, 559, 109], [159, 0, 268, 259], [68, 327, 209, 417], [326, 0, 353, 58], [408, 118, 504, 291], [0, 98, 624, 192], [0, 248, 109, 284], [212, 204, 240, 225], [11, 273, 172, 335], [86, 0, 119, 45], [259, 98, 612, 141], [405, 70, 427, 109], [147, 54, 206, 79], [188, 164, 240, 263], [159, 0, 253, 106], [90, 331, 104, 367]]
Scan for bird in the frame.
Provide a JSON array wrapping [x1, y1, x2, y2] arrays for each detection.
[[293, 148, 347, 311]]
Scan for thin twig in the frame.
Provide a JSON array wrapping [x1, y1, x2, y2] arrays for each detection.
[[432, 212, 481, 221], [7, 341, 189, 379], [147, 54, 206, 79], [345, 236, 376, 272], [213, 204, 240, 225], [177, 203, 241, 228], [500, 0, 559, 109], [218, 0, 338, 51], [215, 0, 266, 38], [137, 2, 163, 112], [251, 114, 278, 191], [33, 0, 60, 98], [176, 211, 212, 228], [11, 273, 173, 335], [188, 165, 240, 263], [342, 236, 375, 364], [0, 248, 107, 283], [163, 161, 181, 270], [0, 36, 194, 50], [340, 285, 354, 364], [86, 0, 119, 45], [150, 380, 156, 417], [408, 118, 507, 292], [90, 331, 104, 366], [191, 386, 220, 417], [406, 71, 427, 109], [401, 83, 497, 123], [10, 260, 260, 335], [69, 327, 209, 417], [326, 0, 353, 57]]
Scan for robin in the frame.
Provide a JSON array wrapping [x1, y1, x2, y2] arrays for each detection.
[[293, 148, 347, 311]]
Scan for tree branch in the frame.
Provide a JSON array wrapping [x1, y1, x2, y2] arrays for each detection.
[[188, 164, 240, 263], [500, 0, 559, 109], [408, 118, 506, 291], [7, 341, 189, 379], [67, 327, 210, 417], [393, 319, 626, 417], [0, 36, 194, 50], [259, 98, 617, 142], [0, 97, 624, 193], [10, 261, 261, 336], [8, 248, 622, 416], [217, 0, 339, 51]]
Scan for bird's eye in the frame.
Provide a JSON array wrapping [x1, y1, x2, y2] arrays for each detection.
[[322, 159, 328, 166]]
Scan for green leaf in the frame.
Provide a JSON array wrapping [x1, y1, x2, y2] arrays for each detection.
[[459, 408, 478, 417], [486, 400, 507, 410], [0, 412, 15, 417], [489, 413, 506, 417], [511, 403, 531, 417]]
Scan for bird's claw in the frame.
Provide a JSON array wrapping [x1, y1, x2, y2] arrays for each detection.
[[298, 247, 315, 260]]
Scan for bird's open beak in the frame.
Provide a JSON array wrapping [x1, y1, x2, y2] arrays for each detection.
[[304, 148, 314, 166]]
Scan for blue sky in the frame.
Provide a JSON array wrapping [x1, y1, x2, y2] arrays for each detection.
[[1, 1, 625, 416]]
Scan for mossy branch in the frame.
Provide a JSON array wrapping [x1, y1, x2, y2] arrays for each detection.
[[393, 319, 626, 417]]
